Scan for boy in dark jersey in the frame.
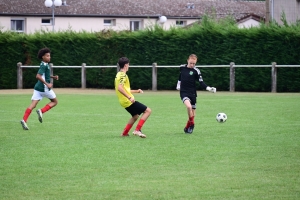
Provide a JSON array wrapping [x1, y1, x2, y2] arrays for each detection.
[[176, 54, 216, 134], [20, 48, 59, 130]]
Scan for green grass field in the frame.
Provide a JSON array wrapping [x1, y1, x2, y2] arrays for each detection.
[[0, 89, 299, 200]]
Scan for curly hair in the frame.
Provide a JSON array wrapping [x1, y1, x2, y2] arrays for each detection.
[[37, 48, 51, 59]]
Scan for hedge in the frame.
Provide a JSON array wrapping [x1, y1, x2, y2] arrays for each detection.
[[0, 16, 299, 92]]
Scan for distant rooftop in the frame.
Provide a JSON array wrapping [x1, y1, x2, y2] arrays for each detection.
[[0, 0, 265, 20]]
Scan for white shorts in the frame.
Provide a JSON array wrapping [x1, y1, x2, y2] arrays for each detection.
[[31, 89, 56, 101]]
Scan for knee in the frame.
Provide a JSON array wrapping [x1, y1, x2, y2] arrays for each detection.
[[51, 99, 58, 106], [186, 105, 192, 110], [146, 107, 151, 114]]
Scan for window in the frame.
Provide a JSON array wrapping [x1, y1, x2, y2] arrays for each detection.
[[104, 19, 115, 26], [42, 19, 52, 25], [11, 19, 25, 32], [130, 20, 142, 31], [176, 20, 187, 27]]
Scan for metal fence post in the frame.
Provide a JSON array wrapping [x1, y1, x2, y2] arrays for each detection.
[[49, 63, 53, 84], [152, 63, 157, 91], [271, 62, 277, 93], [229, 62, 235, 92], [81, 63, 86, 89], [17, 62, 22, 89]]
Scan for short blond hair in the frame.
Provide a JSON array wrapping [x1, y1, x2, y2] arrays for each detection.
[[188, 54, 198, 59]]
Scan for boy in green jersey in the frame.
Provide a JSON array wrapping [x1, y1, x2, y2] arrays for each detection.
[[20, 48, 59, 130]]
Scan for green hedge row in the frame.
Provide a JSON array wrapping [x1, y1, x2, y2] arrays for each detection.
[[0, 16, 299, 92]]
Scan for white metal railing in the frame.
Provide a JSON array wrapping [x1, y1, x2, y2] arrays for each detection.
[[16, 62, 300, 92]]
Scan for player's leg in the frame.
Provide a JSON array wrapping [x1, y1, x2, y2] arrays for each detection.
[[121, 114, 139, 137], [20, 90, 42, 130], [122, 101, 148, 138], [132, 102, 150, 138], [182, 97, 193, 133], [187, 97, 197, 134], [36, 90, 57, 123]]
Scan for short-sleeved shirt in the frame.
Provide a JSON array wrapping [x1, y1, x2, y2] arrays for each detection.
[[115, 71, 133, 108], [178, 64, 205, 97], [34, 62, 51, 92]]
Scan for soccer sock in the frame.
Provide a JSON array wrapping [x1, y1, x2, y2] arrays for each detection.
[[23, 108, 32, 122], [185, 120, 190, 129], [41, 104, 52, 113], [189, 116, 194, 125], [122, 124, 133, 135], [135, 119, 145, 131]]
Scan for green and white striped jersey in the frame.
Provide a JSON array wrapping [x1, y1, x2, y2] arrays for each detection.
[[34, 62, 51, 92]]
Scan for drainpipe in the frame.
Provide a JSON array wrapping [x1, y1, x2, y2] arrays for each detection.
[[271, 0, 274, 20]]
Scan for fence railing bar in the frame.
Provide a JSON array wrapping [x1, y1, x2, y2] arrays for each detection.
[[16, 62, 300, 92]]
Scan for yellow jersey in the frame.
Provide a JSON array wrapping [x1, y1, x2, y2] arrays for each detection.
[[115, 71, 133, 108]]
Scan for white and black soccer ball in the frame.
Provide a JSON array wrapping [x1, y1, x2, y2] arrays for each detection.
[[216, 113, 227, 123]]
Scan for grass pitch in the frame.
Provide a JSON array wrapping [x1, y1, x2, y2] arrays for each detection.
[[0, 89, 299, 199]]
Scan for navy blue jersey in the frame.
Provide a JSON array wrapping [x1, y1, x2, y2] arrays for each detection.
[[178, 64, 207, 96]]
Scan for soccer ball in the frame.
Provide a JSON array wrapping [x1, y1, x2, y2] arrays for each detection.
[[216, 113, 227, 123]]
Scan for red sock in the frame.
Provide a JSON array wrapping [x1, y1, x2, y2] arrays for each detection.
[[122, 124, 133, 135], [41, 104, 52, 113], [189, 116, 194, 125], [185, 120, 190, 129], [23, 108, 32, 122], [135, 119, 145, 131]]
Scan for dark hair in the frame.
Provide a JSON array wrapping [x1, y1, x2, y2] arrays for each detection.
[[37, 48, 51, 59], [118, 57, 130, 69]]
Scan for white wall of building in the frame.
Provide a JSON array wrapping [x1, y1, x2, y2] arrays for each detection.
[[238, 19, 261, 28], [271, 0, 300, 25], [0, 16, 199, 33]]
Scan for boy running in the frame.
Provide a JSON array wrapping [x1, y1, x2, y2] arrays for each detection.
[[20, 47, 59, 130], [115, 57, 151, 138]]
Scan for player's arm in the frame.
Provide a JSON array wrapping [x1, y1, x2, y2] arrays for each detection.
[[118, 84, 135, 102], [176, 74, 181, 90], [196, 68, 216, 93], [131, 89, 143, 93], [176, 66, 183, 90], [51, 75, 59, 80], [36, 73, 52, 89]]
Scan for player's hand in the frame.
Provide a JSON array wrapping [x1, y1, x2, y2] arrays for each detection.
[[206, 86, 216, 93], [46, 83, 53, 89], [54, 75, 59, 80], [128, 96, 135, 103], [176, 81, 181, 90], [138, 89, 143, 93]]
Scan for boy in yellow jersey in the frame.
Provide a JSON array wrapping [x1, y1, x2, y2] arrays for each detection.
[[115, 57, 151, 138]]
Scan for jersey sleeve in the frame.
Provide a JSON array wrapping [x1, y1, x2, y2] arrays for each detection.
[[37, 63, 46, 75], [194, 67, 207, 89], [118, 72, 127, 85], [178, 64, 185, 81]]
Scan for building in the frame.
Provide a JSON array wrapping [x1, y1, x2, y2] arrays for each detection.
[[269, 0, 300, 25], [0, 0, 265, 34], [237, 13, 265, 28]]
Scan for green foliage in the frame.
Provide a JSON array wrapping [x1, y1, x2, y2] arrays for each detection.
[[0, 15, 299, 92]]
